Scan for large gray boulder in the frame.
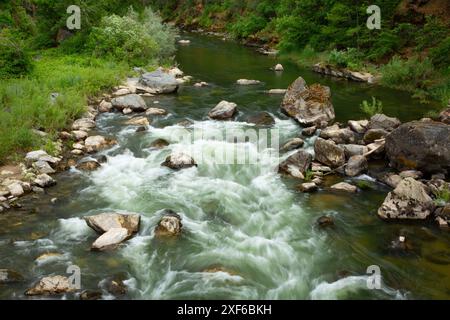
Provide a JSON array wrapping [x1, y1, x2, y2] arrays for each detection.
[[368, 114, 401, 131], [378, 178, 435, 220], [278, 150, 312, 179], [345, 155, 368, 177], [111, 94, 147, 112], [314, 137, 345, 168], [281, 77, 335, 127], [385, 121, 450, 175], [139, 69, 179, 94]]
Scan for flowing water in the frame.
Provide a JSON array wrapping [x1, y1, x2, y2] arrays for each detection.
[[1, 33, 449, 300]]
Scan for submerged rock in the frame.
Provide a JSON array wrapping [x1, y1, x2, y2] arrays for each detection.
[[317, 216, 334, 228], [155, 210, 182, 237], [208, 101, 237, 120], [0, 269, 24, 284], [330, 182, 358, 193], [80, 290, 102, 300], [278, 150, 312, 179], [76, 160, 101, 171], [385, 121, 450, 175], [84, 212, 140, 235], [236, 79, 261, 85], [314, 138, 345, 168], [111, 94, 147, 112], [378, 178, 435, 220], [246, 112, 275, 126], [139, 70, 179, 94], [25, 276, 74, 296], [281, 77, 335, 127], [150, 139, 170, 149], [91, 228, 129, 251], [162, 152, 197, 170]]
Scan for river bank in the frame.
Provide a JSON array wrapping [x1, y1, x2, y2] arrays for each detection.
[[1, 34, 449, 300]]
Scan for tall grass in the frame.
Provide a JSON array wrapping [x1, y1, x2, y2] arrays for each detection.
[[0, 51, 129, 164]]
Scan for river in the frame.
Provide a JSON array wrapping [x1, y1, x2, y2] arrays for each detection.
[[0, 33, 449, 300]]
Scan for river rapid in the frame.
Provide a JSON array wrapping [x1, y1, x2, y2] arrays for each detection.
[[0, 33, 449, 300]]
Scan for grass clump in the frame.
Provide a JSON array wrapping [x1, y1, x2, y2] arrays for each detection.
[[433, 186, 450, 207], [360, 97, 383, 118]]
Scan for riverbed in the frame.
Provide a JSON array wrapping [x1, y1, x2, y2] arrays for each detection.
[[0, 33, 449, 300]]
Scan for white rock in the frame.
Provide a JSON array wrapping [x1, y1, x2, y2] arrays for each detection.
[[85, 136, 106, 153], [25, 150, 60, 165], [72, 130, 88, 141], [330, 182, 357, 193], [123, 108, 133, 115], [7, 183, 24, 197], [113, 88, 131, 97], [237, 79, 261, 85], [91, 228, 129, 251], [72, 143, 85, 150], [268, 89, 287, 94], [33, 161, 56, 174], [72, 118, 96, 131], [125, 117, 150, 126], [168, 67, 184, 78], [274, 64, 284, 71], [98, 100, 113, 113], [145, 108, 167, 116], [178, 40, 190, 44]]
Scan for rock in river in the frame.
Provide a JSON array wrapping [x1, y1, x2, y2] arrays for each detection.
[[76, 160, 101, 171], [208, 101, 237, 120], [91, 228, 129, 251], [330, 182, 358, 193], [111, 94, 147, 112], [281, 76, 335, 127], [237, 79, 261, 85], [25, 276, 74, 296], [162, 152, 197, 170], [139, 69, 179, 94], [33, 174, 56, 188], [155, 210, 182, 237], [281, 138, 305, 152], [385, 121, 450, 175], [246, 112, 275, 126], [150, 139, 170, 149], [278, 150, 312, 179], [345, 155, 368, 177], [314, 138, 345, 168], [378, 178, 435, 220], [84, 212, 140, 235], [0, 269, 24, 284]]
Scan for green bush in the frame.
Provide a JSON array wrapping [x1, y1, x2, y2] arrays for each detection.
[[87, 8, 176, 66], [0, 29, 34, 79], [327, 48, 363, 69], [429, 36, 450, 69], [230, 14, 267, 38], [360, 97, 383, 117]]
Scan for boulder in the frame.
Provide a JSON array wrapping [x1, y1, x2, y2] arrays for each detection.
[[84, 213, 140, 235], [298, 182, 318, 193], [162, 152, 197, 170], [314, 138, 345, 168], [25, 276, 74, 296], [33, 161, 56, 174], [382, 173, 403, 189], [91, 228, 129, 251], [363, 128, 388, 144], [377, 178, 435, 220], [320, 126, 358, 144], [146, 107, 168, 116], [155, 210, 182, 237], [98, 100, 113, 113], [281, 138, 304, 152], [150, 139, 170, 149], [84, 136, 107, 153], [278, 150, 312, 179], [330, 182, 358, 193], [341, 144, 368, 158], [76, 160, 101, 171], [368, 114, 401, 132], [236, 79, 261, 85], [25, 150, 60, 165], [125, 116, 150, 126], [139, 70, 179, 94], [348, 120, 369, 134], [72, 118, 96, 131], [34, 174, 56, 188], [434, 205, 450, 228], [208, 101, 237, 120], [113, 88, 131, 97], [246, 112, 275, 126], [111, 94, 147, 112], [345, 155, 368, 177], [274, 64, 284, 71], [0, 269, 24, 284], [302, 126, 317, 136], [385, 121, 450, 175], [72, 130, 88, 141], [194, 82, 209, 87], [7, 182, 25, 197], [268, 89, 287, 94], [281, 77, 335, 127]]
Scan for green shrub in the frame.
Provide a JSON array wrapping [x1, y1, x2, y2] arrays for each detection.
[[327, 48, 363, 69], [360, 97, 383, 117], [0, 29, 34, 79], [230, 14, 267, 38], [429, 36, 450, 69], [87, 8, 176, 66], [433, 185, 450, 206]]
